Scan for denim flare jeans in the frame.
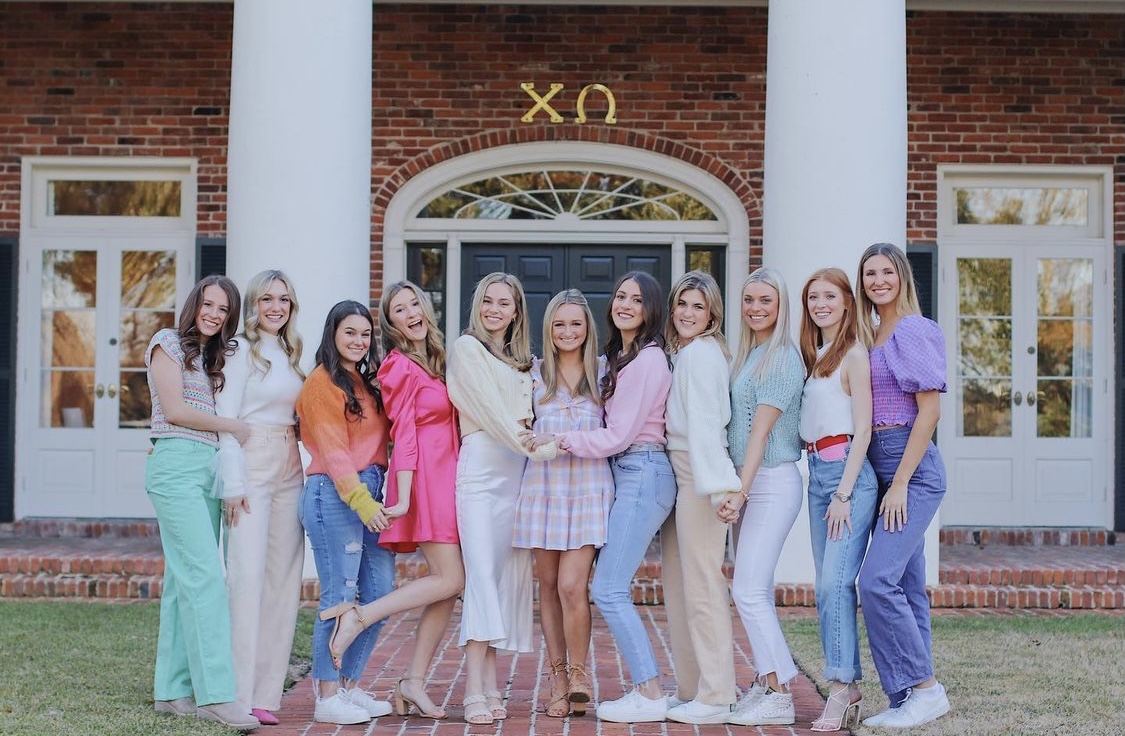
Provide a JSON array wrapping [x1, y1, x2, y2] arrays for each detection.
[[299, 465, 395, 684], [807, 439, 878, 683], [590, 449, 677, 686], [858, 427, 946, 697]]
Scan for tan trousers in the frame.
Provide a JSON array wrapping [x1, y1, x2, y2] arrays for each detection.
[[661, 450, 737, 705], [225, 425, 305, 711]]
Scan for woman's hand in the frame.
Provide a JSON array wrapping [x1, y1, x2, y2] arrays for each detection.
[[824, 495, 853, 540], [223, 495, 251, 527], [365, 506, 391, 533], [879, 480, 908, 532], [716, 491, 745, 523], [383, 498, 410, 519], [229, 419, 251, 446]]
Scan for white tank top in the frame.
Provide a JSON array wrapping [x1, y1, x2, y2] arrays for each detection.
[[799, 344, 855, 443]]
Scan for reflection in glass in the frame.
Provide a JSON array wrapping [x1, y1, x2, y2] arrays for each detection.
[[959, 317, 1012, 378], [121, 251, 176, 308], [419, 170, 717, 221], [957, 258, 1011, 316], [960, 378, 1012, 437], [49, 180, 182, 217], [119, 371, 152, 429], [42, 250, 97, 308], [120, 312, 175, 368], [42, 370, 94, 428], [407, 246, 446, 333], [1038, 379, 1092, 438], [41, 311, 95, 368], [1038, 259, 1092, 317], [955, 187, 1088, 226]]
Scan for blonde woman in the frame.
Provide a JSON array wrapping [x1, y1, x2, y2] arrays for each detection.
[[446, 272, 556, 725], [216, 270, 305, 727], [661, 271, 742, 725], [514, 289, 613, 718], [718, 267, 806, 727]]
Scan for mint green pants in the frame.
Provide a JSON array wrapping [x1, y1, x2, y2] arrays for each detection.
[[145, 438, 236, 706]]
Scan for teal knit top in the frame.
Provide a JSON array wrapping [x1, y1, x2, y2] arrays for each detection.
[[727, 343, 804, 469]]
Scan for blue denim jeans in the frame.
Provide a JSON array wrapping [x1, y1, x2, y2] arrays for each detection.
[[298, 465, 395, 683], [807, 439, 878, 682], [858, 427, 946, 696], [591, 449, 677, 686]]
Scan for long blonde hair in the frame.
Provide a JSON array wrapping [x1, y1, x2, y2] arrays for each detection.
[[465, 272, 532, 371], [242, 269, 305, 379], [855, 243, 922, 348], [731, 266, 797, 381], [799, 268, 859, 378], [664, 270, 729, 357], [540, 289, 601, 405], [379, 280, 446, 378]]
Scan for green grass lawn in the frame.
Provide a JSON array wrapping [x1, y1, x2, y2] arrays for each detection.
[[0, 601, 1120, 735]]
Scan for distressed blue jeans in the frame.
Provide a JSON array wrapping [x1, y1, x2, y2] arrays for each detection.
[[299, 465, 394, 684], [807, 439, 878, 683], [858, 427, 946, 696], [591, 449, 677, 686]]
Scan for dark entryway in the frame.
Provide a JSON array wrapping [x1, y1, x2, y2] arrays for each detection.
[[461, 244, 671, 354]]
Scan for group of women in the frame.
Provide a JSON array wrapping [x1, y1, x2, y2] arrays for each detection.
[[142, 241, 950, 732]]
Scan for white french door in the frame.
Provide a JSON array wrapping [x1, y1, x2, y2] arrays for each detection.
[[941, 242, 1108, 525]]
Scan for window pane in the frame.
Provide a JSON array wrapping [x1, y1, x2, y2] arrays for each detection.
[[406, 246, 446, 335], [49, 180, 182, 217], [960, 378, 1012, 437], [118, 370, 152, 429], [121, 251, 176, 309], [41, 370, 94, 428], [42, 311, 95, 368], [42, 250, 96, 308], [954, 187, 1088, 226]]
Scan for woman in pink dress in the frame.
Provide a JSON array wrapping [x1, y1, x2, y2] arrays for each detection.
[[318, 280, 463, 720]]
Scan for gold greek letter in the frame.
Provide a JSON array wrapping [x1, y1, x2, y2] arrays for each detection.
[[520, 82, 565, 124], [575, 84, 617, 125]]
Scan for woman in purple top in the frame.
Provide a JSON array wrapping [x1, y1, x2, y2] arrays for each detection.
[[854, 243, 951, 729], [526, 271, 675, 724]]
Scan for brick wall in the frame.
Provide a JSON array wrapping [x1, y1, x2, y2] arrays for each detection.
[[0, 4, 1121, 296]]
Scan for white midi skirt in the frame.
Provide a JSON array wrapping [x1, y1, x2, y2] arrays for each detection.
[[455, 431, 534, 653]]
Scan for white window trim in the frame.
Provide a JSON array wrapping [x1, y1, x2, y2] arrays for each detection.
[[383, 142, 751, 349]]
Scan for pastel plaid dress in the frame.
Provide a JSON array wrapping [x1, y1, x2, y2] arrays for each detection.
[[513, 361, 613, 550]]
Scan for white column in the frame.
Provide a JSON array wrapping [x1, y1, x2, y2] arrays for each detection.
[[762, 2, 938, 585], [226, 0, 373, 370]]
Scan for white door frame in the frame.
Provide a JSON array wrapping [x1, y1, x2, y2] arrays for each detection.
[[936, 164, 1114, 527], [16, 157, 197, 519]]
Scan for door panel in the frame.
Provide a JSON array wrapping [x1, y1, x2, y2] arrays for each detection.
[[462, 244, 670, 354]]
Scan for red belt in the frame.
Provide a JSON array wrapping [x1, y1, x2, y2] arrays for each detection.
[[805, 434, 850, 454]]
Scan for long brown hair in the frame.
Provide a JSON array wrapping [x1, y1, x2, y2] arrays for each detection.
[[799, 268, 859, 378], [379, 280, 447, 378], [602, 271, 666, 401], [177, 275, 240, 392]]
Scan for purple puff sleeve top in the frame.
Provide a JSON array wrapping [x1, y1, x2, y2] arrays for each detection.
[[870, 315, 947, 428]]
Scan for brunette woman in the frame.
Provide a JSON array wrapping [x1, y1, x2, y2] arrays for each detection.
[[320, 281, 463, 720], [296, 301, 394, 725], [718, 267, 805, 727], [529, 270, 675, 724], [514, 289, 613, 718], [798, 267, 879, 732], [661, 271, 742, 725], [145, 275, 258, 732], [216, 270, 306, 726], [855, 243, 950, 729], [446, 272, 557, 725]]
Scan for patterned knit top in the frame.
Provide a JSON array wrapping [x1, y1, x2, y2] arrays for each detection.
[[145, 328, 219, 447], [727, 343, 804, 469]]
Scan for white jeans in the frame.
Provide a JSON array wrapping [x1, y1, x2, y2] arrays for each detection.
[[731, 462, 802, 685], [225, 425, 305, 711]]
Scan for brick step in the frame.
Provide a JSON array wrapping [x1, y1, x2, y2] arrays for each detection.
[[940, 526, 1118, 547]]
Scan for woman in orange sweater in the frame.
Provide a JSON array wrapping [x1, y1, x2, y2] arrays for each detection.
[[296, 300, 395, 725]]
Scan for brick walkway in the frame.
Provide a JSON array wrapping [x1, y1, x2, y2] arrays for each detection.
[[272, 604, 826, 736]]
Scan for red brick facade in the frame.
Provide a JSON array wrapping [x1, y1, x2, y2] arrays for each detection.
[[1, 4, 1121, 296]]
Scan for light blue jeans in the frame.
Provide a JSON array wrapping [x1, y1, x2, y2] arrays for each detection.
[[858, 427, 946, 697], [807, 439, 878, 682], [591, 449, 676, 686], [299, 465, 395, 684]]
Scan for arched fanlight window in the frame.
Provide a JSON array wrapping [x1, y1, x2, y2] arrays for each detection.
[[418, 169, 718, 221]]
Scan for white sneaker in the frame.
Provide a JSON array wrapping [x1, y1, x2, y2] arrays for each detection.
[[595, 690, 668, 723], [735, 682, 767, 713], [667, 694, 688, 709], [314, 690, 371, 724], [864, 688, 909, 727], [341, 687, 394, 718], [666, 698, 733, 724], [727, 689, 794, 726], [878, 683, 950, 728]]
